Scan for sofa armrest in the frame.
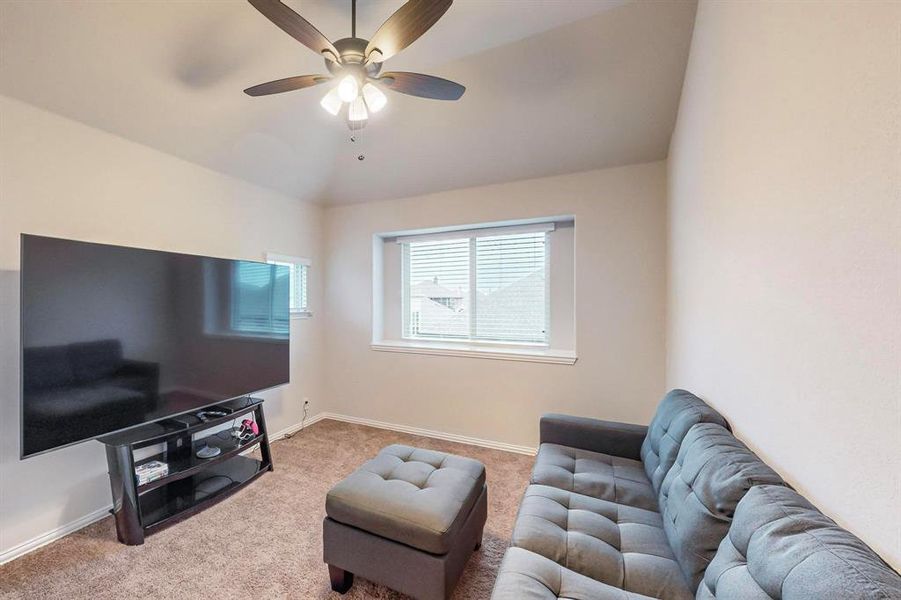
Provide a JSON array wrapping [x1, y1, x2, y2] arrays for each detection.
[[539, 413, 648, 460], [114, 360, 160, 396]]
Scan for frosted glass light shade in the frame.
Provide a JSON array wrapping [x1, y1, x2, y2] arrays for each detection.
[[319, 87, 342, 116], [362, 83, 387, 113], [348, 97, 368, 122], [337, 75, 359, 102]]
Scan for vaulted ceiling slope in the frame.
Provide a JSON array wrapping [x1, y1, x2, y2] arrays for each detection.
[[0, 0, 696, 205]]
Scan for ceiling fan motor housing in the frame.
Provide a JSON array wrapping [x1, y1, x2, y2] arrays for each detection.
[[326, 38, 382, 79]]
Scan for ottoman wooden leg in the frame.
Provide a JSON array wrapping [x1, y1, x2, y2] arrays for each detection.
[[328, 565, 354, 594]]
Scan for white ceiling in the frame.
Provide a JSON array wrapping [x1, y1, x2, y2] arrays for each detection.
[[0, 0, 696, 205]]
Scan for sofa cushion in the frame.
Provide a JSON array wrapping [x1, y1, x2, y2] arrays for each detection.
[[697, 485, 901, 599], [25, 385, 145, 420], [68, 339, 123, 383], [531, 443, 658, 511], [325, 444, 485, 554], [511, 485, 693, 600], [22, 345, 75, 391], [640, 389, 730, 495], [657, 423, 786, 591], [492, 547, 666, 600]]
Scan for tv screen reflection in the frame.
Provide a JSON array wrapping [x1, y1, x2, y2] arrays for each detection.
[[20, 235, 290, 457]]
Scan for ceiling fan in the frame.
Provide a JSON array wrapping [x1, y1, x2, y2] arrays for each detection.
[[244, 0, 466, 129]]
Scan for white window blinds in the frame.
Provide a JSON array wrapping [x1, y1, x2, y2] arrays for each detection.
[[402, 226, 549, 344], [475, 231, 547, 342], [266, 254, 310, 315], [231, 262, 290, 334], [295, 262, 309, 313], [404, 237, 471, 339]]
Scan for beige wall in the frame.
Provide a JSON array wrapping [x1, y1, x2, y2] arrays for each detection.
[[323, 162, 668, 448], [7, 0, 898, 570], [0, 96, 326, 557], [667, 1, 900, 566]]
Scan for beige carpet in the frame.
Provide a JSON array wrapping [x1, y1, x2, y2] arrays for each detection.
[[0, 419, 533, 600]]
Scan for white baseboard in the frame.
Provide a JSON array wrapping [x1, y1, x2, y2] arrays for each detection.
[[1, 411, 534, 566], [316, 412, 538, 456], [269, 411, 328, 440], [0, 504, 112, 566]]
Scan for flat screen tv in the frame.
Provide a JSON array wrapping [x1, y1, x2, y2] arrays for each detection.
[[20, 234, 290, 458]]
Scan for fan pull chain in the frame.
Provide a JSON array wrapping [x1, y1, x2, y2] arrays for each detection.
[[349, 121, 365, 161]]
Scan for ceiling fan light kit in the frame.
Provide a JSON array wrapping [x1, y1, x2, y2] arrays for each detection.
[[362, 83, 387, 112], [246, 0, 465, 137], [320, 87, 343, 116], [337, 74, 360, 103], [348, 97, 368, 122]]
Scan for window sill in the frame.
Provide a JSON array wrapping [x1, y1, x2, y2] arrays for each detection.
[[291, 311, 313, 319], [204, 332, 288, 343], [370, 340, 577, 365]]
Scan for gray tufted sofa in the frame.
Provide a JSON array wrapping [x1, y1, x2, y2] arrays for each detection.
[[697, 484, 901, 599], [492, 389, 901, 599]]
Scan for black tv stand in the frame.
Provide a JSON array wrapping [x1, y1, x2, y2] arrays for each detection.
[[98, 397, 273, 545]]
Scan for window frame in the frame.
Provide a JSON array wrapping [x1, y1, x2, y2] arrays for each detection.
[[265, 253, 312, 319], [399, 225, 552, 347]]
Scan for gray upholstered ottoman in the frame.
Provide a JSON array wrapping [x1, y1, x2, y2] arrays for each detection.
[[323, 444, 488, 599]]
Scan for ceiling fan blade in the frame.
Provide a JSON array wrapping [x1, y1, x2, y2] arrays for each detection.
[[365, 0, 452, 64], [378, 72, 465, 101], [248, 0, 340, 62], [244, 75, 330, 97]]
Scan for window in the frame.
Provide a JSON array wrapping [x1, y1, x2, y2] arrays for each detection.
[[372, 218, 575, 364], [401, 225, 550, 345], [266, 253, 311, 317], [231, 261, 290, 335]]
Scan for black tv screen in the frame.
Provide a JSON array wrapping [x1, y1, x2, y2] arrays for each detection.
[[20, 235, 290, 457]]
